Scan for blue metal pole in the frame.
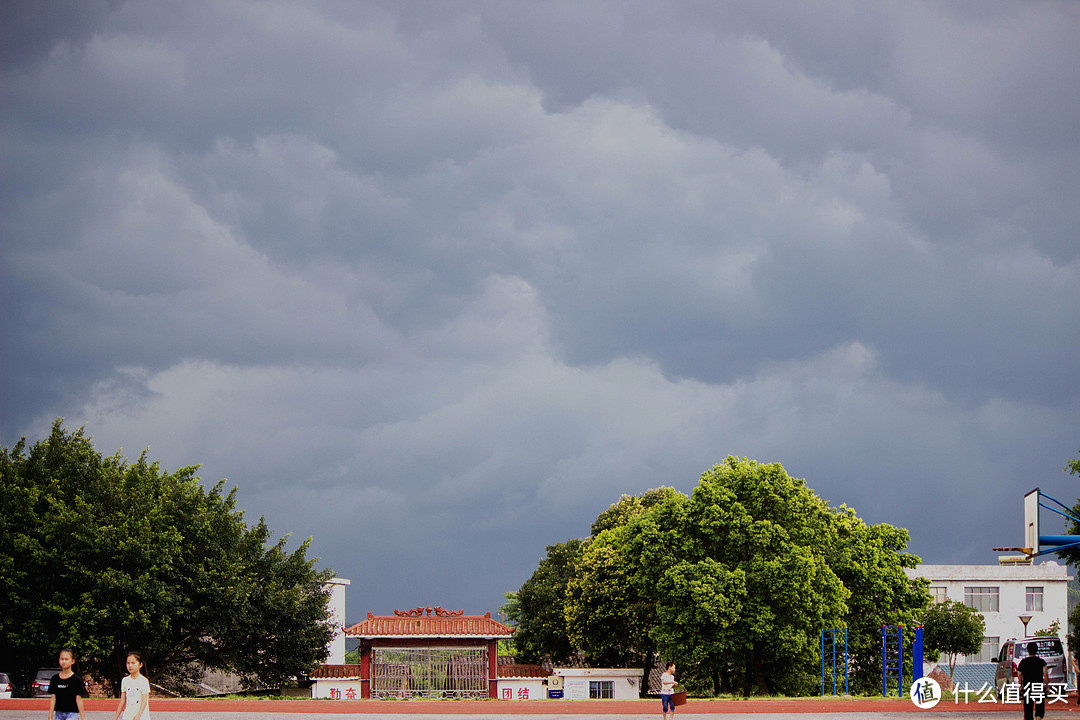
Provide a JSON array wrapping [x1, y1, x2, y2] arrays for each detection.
[[913, 626, 923, 683], [844, 627, 849, 695], [881, 626, 886, 697], [821, 629, 825, 696], [899, 625, 905, 698], [832, 630, 837, 694]]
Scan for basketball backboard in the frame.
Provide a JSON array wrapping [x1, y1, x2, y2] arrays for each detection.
[[996, 488, 1080, 558], [1024, 488, 1040, 554]]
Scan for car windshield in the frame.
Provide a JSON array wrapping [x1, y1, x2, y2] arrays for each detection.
[[1018, 639, 1063, 657]]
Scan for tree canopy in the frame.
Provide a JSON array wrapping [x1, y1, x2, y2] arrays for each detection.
[[0, 420, 335, 695], [509, 538, 585, 666], [1054, 444, 1080, 660], [510, 457, 929, 696], [1059, 444, 1080, 568], [1066, 445, 1080, 479]]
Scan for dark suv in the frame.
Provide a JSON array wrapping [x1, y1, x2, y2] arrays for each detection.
[[994, 637, 1067, 696]]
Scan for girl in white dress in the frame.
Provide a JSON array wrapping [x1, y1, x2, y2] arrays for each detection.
[[111, 651, 151, 720]]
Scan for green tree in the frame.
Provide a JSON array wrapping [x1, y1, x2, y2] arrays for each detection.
[[921, 599, 985, 685], [1058, 445, 1080, 566], [510, 539, 584, 665], [498, 590, 521, 625], [1066, 445, 1080, 478], [0, 420, 335, 695], [590, 488, 679, 536], [1054, 444, 1080, 659], [672, 458, 850, 695], [823, 507, 928, 694], [564, 488, 684, 696], [518, 457, 928, 696]]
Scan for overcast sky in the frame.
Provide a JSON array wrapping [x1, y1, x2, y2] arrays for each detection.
[[3, 0, 1079, 622]]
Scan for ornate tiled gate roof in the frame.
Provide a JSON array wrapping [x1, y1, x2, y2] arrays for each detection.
[[344, 606, 514, 639]]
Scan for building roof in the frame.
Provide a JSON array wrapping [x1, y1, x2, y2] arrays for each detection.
[[906, 561, 1072, 581], [933, 662, 996, 691], [556, 668, 644, 677], [344, 607, 514, 639], [497, 664, 549, 679], [309, 664, 362, 680]]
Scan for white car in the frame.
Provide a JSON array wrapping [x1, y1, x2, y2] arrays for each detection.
[[0, 672, 13, 699]]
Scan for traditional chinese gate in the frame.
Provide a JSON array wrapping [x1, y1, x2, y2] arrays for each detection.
[[344, 607, 513, 698], [370, 647, 488, 699]]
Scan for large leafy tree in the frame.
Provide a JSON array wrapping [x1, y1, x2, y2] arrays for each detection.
[[0, 420, 335, 695], [665, 458, 851, 695], [566, 489, 682, 671], [517, 456, 929, 696], [510, 538, 584, 665]]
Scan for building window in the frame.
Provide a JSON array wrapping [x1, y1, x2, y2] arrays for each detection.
[[589, 681, 614, 699], [964, 586, 999, 612], [930, 586, 947, 603], [1026, 586, 1044, 612], [967, 636, 1000, 663]]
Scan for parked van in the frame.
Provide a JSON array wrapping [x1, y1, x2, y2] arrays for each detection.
[[994, 637, 1067, 696]]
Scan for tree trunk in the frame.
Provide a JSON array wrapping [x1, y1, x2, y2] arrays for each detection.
[[639, 650, 655, 698]]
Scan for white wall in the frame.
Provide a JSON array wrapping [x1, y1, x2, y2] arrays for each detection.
[[496, 678, 546, 700], [325, 577, 351, 665], [312, 677, 362, 700], [556, 668, 642, 700]]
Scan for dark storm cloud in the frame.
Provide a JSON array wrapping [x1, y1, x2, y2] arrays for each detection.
[[2, 0, 1078, 616], [0, 0, 125, 68]]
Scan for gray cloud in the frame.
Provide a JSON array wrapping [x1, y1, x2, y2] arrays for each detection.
[[3, 0, 1078, 617]]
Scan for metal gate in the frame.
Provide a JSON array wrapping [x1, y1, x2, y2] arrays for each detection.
[[370, 647, 488, 699]]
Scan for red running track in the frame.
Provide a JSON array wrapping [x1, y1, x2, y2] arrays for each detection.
[[2, 696, 1062, 714]]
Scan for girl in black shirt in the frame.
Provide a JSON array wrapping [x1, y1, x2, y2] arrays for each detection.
[[47, 648, 87, 720]]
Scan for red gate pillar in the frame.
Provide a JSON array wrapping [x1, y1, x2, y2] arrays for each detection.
[[360, 643, 371, 699], [488, 639, 499, 698]]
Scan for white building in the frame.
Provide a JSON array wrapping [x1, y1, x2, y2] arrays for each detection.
[[556, 668, 644, 700], [493, 666, 643, 701], [906, 561, 1071, 665], [325, 577, 351, 664]]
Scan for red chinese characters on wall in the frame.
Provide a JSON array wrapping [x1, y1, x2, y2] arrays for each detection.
[[501, 686, 531, 700], [327, 686, 360, 700]]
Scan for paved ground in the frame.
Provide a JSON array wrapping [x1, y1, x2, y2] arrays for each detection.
[[5, 697, 1080, 719]]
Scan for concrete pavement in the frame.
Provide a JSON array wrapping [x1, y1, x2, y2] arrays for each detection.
[[5, 696, 1080, 719]]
